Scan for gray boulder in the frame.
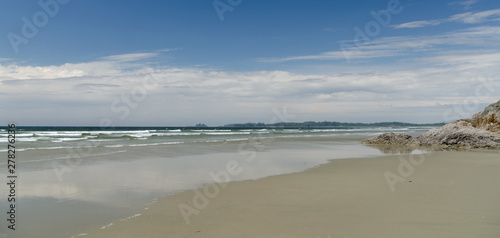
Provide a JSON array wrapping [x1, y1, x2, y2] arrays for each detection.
[[471, 100, 500, 133], [416, 119, 500, 148], [362, 132, 416, 145]]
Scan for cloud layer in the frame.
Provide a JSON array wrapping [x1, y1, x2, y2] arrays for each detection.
[[258, 25, 500, 62], [391, 8, 500, 29], [2, 9, 499, 125], [1, 40, 499, 125]]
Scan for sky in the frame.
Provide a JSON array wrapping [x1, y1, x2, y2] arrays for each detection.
[[0, 0, 499, 126]]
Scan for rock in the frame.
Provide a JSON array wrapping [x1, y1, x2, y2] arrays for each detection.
[[416, 119, 500, 148], [472, 100, 500, 121], [416, 100, 500, 148], [362, 132, 416, 145], [362, 100, 500, 149], [471, 100, 500, 133]]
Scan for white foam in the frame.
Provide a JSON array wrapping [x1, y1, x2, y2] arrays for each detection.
[[0, 146, 69, 153], [6, 133, 35, 137], [16, 137, 39, 142], [105, 145, 124, 148], [280, 130, 303, 133], [119, 213, 142, 221], [100, 223, 113, 229], [225, 138, 249, 142], [153, 132, 201, 136], [165, 129, 182, 132], [312, 129, 342, 132], [192, 129, 231, 132], [71, 233, 88, 238], [53, 138, 86, 142], [128, 142, 183, 147], [203, 132, 251, 135]]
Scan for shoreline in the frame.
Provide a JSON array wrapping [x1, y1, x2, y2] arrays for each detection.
[[83, 149, 500, 238], [2, 137, 389, 238]]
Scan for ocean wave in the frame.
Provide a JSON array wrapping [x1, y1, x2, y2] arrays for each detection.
[[17, 137, 41, 142], [251, 131, 270, 134], [224, 138, 250, 142], [105, 145, 125, 148], [0, 145, 87, 153], [88, 135, 142, 140], [203, 132, 251, 135], [192, 129, 232, 132], [278, 129, 304, 133], [151, 132, 201, 136], [0, 127, 436, 152], [128, 142, 184, 147], [53, 138, 89, 142], [0, 133, 35, 137]]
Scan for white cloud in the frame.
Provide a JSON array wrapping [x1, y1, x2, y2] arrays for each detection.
[[417, 51, 500, 70], [449, 9, 500, 23], [391, 8, 500, 29], [100, 49, 178, 62], [257, 26, 500, 62], [391, 20, 441, 29], [0, 64, 85, 80], [101, 52, 160, 62], [2, 22, 500, 127], [451, 0, 480, 10], [257, 49, 397, 62], [1, 46, 499, 125]]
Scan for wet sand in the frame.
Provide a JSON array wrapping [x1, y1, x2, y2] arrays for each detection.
[[2, 138, 389, 238], [84, 150, 500, 238]]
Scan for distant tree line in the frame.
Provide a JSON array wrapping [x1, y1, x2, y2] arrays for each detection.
[[223, 121, 444, 129]]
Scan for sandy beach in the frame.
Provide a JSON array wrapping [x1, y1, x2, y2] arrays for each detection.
[[84, 150, 500, 238], [4, 0, 500, 237]]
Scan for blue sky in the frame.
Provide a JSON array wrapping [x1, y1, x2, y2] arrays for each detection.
[[1, 0, 499, 126]]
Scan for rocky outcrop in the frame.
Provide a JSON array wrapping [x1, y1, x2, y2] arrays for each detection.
[[362, 132, 417, 145], [417, 119, 500, 148], [363, 100, 500, 149], [362, 133, 420, 154], [471, 100, 500, 133]]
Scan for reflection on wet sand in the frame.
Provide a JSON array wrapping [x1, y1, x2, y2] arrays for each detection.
[[2, 138, 386, 238], [365, 144, 423, 154]]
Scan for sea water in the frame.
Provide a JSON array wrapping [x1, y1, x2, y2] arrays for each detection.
[[0, 126, 433, 237]]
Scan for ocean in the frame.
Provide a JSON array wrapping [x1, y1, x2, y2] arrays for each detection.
[[0, 126, 433, 153], [0, 126, 434, 237]]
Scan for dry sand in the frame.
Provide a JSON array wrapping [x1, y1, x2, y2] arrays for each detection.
[[84, 150, 500, 238]]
